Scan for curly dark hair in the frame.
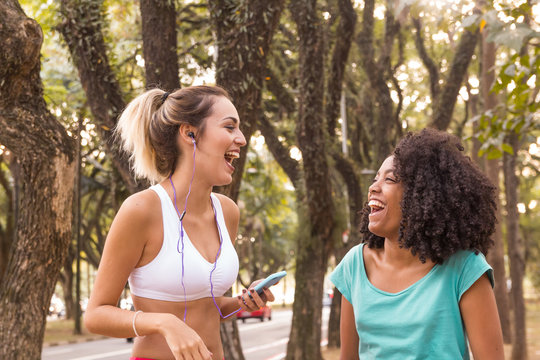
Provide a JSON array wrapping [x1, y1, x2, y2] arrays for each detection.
[[359, 128, 497, 264]]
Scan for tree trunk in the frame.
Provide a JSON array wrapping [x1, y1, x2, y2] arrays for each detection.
[[356, 0, 398, 164], [140, 0, 179, 91], [325, 0, 356, 135], [60, 245, 76, 320], [0, 153, 17, 283], [504, 133, 528, 360], [0, 1, 76, 357], [412, 17, 441, 102], [286, 1, 335, 359], [327, 288, 342, 348], [486, 158, 513, 342], [480, 30, 512, 343], [208, 1, 284, 358], [258, 115, 301, 189], [58, 0, 144, 193], [209, 0, 284, 201], [430, 27, 479, 130], [324, 1, 359, 344]]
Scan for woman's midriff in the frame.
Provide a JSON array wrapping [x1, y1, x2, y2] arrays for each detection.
[[131, 295, 225, 360]]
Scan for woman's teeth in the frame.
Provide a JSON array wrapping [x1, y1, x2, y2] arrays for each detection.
[[368, 200, 385, 212], [225, 151, 239, 164]]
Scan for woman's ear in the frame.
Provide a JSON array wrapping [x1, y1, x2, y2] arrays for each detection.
[[179, 124, 196, 144]]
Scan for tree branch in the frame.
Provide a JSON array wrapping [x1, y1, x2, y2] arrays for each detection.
[[431, 27, 479, 130], [258, 115, 300, 188], [412, 17, 441, 101], [58, 0, 144, 193], [326, 0, 357, 134]]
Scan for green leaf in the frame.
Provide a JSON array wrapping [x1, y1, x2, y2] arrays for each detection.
[[462, 14, 480, 30], [520, 54, 530, 67], [483, 10, 503, 30], [491, 26, 534, 51], [502, 143, 514, 155], [504, 64, 517, 77], [478, 148, 486, 157], [487, 147, 503, 160]]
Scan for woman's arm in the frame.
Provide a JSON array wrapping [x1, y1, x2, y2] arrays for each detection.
[[340, 297, 359, 360], [84, 191, 212, 360], [84, 192, 155, 337], [459, 273, 505, 360]]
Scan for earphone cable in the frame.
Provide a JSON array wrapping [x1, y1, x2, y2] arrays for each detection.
[[170, 140, 241, 322]]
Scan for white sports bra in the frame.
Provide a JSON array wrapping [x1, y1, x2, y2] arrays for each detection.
[[128, 184, 239, 302]]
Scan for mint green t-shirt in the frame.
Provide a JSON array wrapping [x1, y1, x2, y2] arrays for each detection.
[[330, 243, 493, 360]]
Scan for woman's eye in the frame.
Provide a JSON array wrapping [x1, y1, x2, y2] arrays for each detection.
[[226, 125, 235, 130], [372, 178, 378, 183], [385, 177, 396, 183]]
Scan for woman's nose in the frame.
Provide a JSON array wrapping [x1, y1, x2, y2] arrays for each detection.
[[236, 130, 247, 147], [368, 182, 380, 194]]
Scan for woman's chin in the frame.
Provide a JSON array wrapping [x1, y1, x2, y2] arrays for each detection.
[[214, 176, 233, 187], [368, 224, 384, 238]]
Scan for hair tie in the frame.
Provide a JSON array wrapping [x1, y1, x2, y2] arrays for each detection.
[[161, 91, 170, 103]]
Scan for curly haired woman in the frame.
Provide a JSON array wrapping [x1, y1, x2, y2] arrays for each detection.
[[331, 128, 504, 359]]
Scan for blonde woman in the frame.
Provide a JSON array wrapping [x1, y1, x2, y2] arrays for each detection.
[[84, 86, 274, 360]]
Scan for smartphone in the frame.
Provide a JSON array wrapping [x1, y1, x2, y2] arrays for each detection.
[[253, 271, 287, 294]]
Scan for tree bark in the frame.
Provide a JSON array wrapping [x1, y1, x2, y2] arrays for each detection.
[[58, 0, 144, 193], [140, 0, 180, 91], [59, 245, 76, 320], [323, 0, 358, 347], [356, 0, 398, 164], [258, 115, 301, 189], [0, 1, 76, 357], [503, 133, 528, 360], [412, 17, 441, 102], [208, 1, 284, 358], [325, 0, 356, 134], [209, 0, 284, 202], [480, 30, 512, 343], [0, 154, 17, 283], [285, 1, 335, 359], [430, 26, 479, 130]]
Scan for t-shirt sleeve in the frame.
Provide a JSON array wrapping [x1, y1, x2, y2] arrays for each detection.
[[330, 244, 361, 304], [457, 251, 494, 300]]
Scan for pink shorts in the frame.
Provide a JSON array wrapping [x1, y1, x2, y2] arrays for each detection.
[[130, 358, 224, 360]]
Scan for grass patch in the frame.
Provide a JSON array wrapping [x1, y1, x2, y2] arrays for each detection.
[[44, 318, 104, 346]]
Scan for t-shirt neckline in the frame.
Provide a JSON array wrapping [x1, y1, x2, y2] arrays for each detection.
[[360, 243, 439, 296]]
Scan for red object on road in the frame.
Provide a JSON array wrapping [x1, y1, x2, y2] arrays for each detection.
[[236, 306, 272, 322]]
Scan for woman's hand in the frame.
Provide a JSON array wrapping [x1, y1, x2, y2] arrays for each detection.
[[237, 280, 276, 311], [158, 313, 213, 360]]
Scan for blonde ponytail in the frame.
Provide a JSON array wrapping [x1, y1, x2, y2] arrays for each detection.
[[116, 89, 164, 184]]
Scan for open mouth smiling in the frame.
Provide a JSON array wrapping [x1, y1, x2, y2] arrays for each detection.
[[224, 151, 239, 165], [368, 199, 385, 214]]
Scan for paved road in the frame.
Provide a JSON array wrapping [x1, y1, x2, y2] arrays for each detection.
[[42, 308, 330, 360]]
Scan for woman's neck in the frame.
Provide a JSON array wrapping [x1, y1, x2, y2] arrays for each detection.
[[379, 238, 423, 269], [165, 170, 213, 217]]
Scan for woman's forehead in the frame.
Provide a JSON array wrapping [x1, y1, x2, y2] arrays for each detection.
[[378, 156, 395, 173]]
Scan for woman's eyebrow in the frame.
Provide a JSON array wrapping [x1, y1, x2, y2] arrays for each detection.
[[221, 116, 239, 124]]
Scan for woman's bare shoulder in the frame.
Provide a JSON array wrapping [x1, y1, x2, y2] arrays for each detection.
[[213, 193, 239, 217], [116, 188, 162, 225]]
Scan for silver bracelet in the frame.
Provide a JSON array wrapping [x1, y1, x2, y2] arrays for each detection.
[[132, 310, 143, 337]]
